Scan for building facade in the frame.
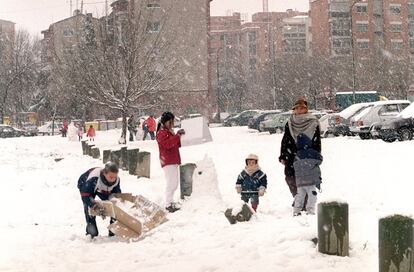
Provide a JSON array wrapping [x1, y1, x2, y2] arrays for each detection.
[[0, 19, 15, 62]]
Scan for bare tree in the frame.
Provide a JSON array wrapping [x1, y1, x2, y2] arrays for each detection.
[[55, 6, 186, 143], [0, 30, 40, 124]]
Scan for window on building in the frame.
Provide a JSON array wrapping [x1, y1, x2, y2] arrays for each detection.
[[249, 58, 256, 71], [357, 39, 369, 49], [390, 22, 402, 33], [409, 3, 414, 17], [147, 22, 160, 33], [248, 31, 256, 43], [63, 29, 74, 37], [331, 18, 350, 36], [389, 4, 401, 14], [147, 0, 160, 8], [356, 22, 368, 32], [332, 38, 351, 54], [391, 39, 404, 50], [410, 39, 414, 49], [249, 43, 256, 55], [409, 22, 414, 36], [356, 4, 368, 13]]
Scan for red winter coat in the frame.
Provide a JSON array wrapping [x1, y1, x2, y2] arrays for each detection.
[[146, 117, 156, 132], [87, 127, 96, 137], [156, 127, 181, 167]]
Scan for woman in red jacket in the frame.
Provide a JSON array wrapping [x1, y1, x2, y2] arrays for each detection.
[[156, 112, 185, 213]]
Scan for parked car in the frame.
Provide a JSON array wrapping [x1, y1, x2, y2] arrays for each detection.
[[260, 110, 326, 134], [223, 110, 262, 127], [349, 100, 410, 140], [38, 121, 63, 136], [259, 111, 292, 134], [0, 125, 26, 138], [319, 103, 371, 138], [21, 123, 38, 136], [371, 102, 414, 142], [248, 110, 281, 131]]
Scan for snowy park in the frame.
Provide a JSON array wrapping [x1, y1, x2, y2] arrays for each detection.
[[1, 126, 412, 272]]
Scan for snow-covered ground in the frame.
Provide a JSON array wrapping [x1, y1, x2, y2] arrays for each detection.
[[1, 127, 413, 272]]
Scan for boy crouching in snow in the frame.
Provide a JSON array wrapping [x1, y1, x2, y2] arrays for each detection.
[[235, 154, 267, 212], [293, 133, 323, 216]]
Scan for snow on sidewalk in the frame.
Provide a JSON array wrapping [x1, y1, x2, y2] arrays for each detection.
[[0, 127, 412, 272]]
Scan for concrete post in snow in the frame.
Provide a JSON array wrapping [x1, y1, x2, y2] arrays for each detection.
[[180, 163, 197, 199], [81, 140, 88, 155], [87, 143, 95, 157], [379, 215, 414, 272], [110, 149, 121, 167], [317, 201, 349, 257], [127, 148, 139, 175], [120, 146, 128, 170], [91, 147, 100, 159], [136, 151, 150, 178], [103, 150, 111, 164]]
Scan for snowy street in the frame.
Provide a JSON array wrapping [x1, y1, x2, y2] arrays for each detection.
[[1, 126, 412, 272]]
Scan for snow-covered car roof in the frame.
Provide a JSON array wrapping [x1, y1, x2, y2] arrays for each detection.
[[398, 102, 414, 118], [339, 103, 370, 119]]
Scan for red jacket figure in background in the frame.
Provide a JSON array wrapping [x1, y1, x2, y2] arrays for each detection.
[[86, 125, 96, 141]]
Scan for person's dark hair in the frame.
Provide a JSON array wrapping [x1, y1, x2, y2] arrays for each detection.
[[104, 161, 119, 173], [157, 111, 175, 132]]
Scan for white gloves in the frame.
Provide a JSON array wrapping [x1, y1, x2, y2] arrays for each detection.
[[258, 186, 266, 196]]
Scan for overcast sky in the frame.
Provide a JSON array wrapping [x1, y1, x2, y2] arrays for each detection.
[[0, 0, 308, 36]]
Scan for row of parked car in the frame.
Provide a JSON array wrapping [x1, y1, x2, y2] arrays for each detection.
[[224, 99, 414, 143], [0, 121, 65, 138], [320, 100, 414, 142], [223, 109, 327, 134]]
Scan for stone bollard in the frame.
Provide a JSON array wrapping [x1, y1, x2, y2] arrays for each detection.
[[120, 146, 128, 170], [110, 149, 121, 167], [180, 163, 197, 199], [127, 148, 139, 175], [91, 147, 100, 159], [81, 140, 88, 155], [103, 150, 111, 164], [317, 201, 349, 257], [136, 151, 150, 178], [87, 144, 95, 157], [379, 215, 414, 272]]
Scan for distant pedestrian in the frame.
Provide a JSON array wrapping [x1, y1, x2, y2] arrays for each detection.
[[142, 119, 149, 140], [127, 114, 137, 142], [61, 120, 68, 137], [77, 123, 84, 141], [143, 115, 156, 140], [86, 125, 96, 141]]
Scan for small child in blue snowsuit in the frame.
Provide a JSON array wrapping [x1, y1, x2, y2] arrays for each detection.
[[293, 133, 323, 216], [235, 154, 267, 212]]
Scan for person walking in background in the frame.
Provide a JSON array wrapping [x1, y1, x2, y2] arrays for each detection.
[[144, 115, 157, 140], [127, 114, 137, 142], [77, 123, 84, 141], [86, 125, 96, 141], [142, 119, 149, 140], [61, 120, 68, 137], [279, 98, 321, 212], [156, 111, 185, 213]]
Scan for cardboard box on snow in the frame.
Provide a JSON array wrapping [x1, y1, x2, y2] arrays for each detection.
[[90, 193, 168, 240], [180, 116, 212, 146]]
